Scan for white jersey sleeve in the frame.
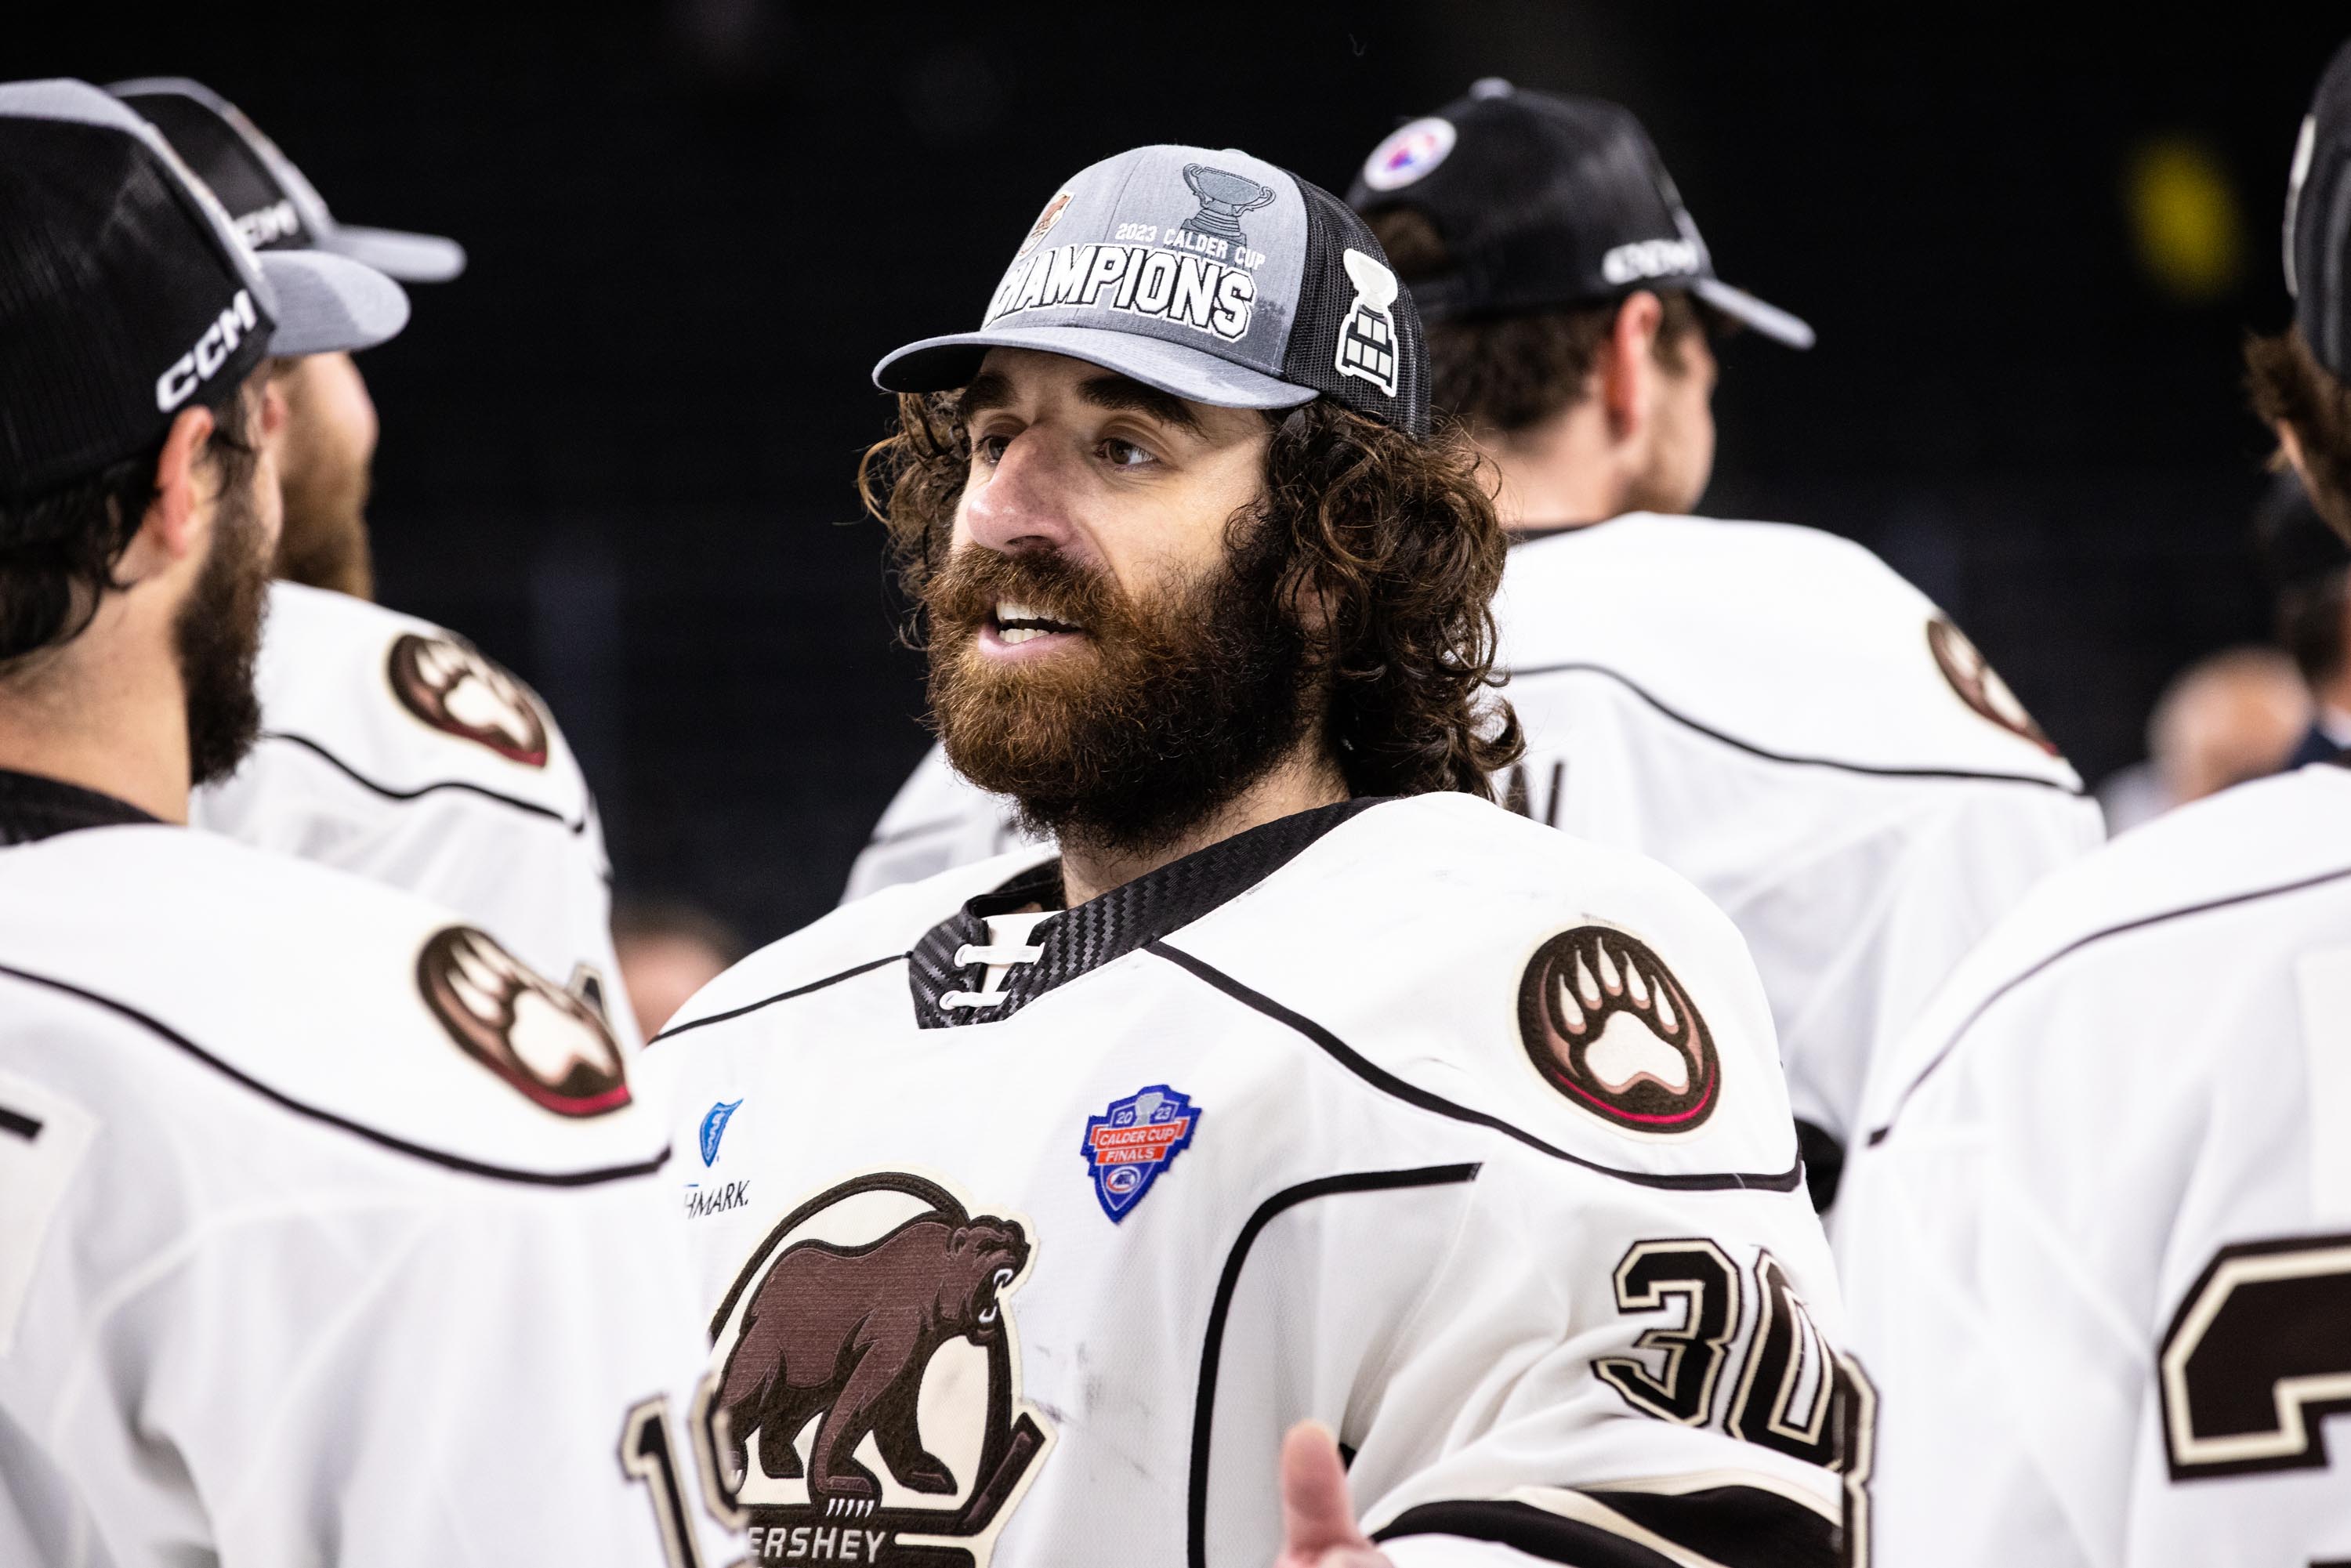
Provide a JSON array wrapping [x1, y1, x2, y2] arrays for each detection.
[[1837, 763, 2351, 1568], [0, 824, 737, 1566], [839, 743, 1038, 904], [192, 581, 639, 1047], [1496, 515, 2103, 1186]]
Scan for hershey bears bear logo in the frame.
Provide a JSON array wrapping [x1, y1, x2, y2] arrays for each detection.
[[417, 926, 630, 1117], [1925, 616, 2056, 755], [1518, 925, 1720, 1134], [1016, 190, 1072, 259], [386, 632, 551, 767], [709, 1171, 1053, 1566]]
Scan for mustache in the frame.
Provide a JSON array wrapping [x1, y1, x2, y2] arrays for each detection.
[[922, 547, 1129, 638]]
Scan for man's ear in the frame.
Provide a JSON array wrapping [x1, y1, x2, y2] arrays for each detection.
[[125, 404, 220, 581], [2276, 419, 2312, 488], [1599, 290, 1664, 442]]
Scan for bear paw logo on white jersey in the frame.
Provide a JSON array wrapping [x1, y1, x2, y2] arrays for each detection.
[[386, 632, 551, 767], [417, 925, 630, 1117], [1925, 615, 2058, 755], [1335, 248, 1401, 398], [1516, 925, 1721, 1135]]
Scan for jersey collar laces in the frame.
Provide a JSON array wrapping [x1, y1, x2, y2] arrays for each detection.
[[941, 913, 1052, 1011]]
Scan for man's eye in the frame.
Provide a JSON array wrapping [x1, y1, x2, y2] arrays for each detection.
[[973, 433, 1011, 465], [1099, 438, 1154, 469]]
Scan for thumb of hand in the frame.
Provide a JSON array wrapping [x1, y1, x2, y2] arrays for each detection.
[[1276, 1421, 1382, 1566]]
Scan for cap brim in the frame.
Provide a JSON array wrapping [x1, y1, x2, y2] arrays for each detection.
[[321, 223, 467, 284], [875, 324, 1316, 412], [1694, 278, 1814, 349], [259, 250, 410, 357]]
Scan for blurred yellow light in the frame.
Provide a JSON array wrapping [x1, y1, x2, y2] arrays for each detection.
[[2127, 136, 2245, 302]]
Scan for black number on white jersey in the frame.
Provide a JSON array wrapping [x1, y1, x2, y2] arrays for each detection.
[[1729, 1251, 1838, 1464], [1594, 1239, 1739, 1424], [2159, 1233, 2351, 1480]]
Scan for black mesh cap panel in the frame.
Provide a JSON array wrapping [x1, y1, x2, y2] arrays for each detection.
[[2291, 38, 2351, 378], [1280, 175, 1430, 439], [0, 118, 271, 502], [118, 90, 311, 252]]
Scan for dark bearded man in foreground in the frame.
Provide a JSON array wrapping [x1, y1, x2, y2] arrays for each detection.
[[654, 143, 1867, 1568]]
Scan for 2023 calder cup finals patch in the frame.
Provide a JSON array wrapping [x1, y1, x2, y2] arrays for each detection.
[[1080, 1084, 1201, 1222], [1516, 926, 1720, 1134]]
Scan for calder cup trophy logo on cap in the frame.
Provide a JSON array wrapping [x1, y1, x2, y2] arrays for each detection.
[[1335, 249, 1401, 397], [1180, 165, 1276, 254]]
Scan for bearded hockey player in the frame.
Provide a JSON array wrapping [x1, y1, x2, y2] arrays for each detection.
[[657, 143, 1867, 1568], [1835, 39, 2351, 1566], [113, 78, 638, 1046], [844, 89, 2103, 1213], [0, 81, 735, 1563]]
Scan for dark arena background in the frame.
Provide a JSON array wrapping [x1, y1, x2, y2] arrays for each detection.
[[23, 4, 2346, 944]]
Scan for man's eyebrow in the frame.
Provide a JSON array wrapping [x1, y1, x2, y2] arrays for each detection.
[[1076, 373, 1204, 435], [957, 371, 1014, 422]]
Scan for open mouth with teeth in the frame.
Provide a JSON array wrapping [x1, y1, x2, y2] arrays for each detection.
[[976, 1266, 1016, 1326], [984, 599, 1089, 654]]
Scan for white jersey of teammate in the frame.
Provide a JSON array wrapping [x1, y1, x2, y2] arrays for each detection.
[[840, 516, 2103, 1190], [663, 792, 1869, 1568], [1492, 513, 2102, 1180], [1837, 760, 2351, 1568], [0, 780, 738, 1565], [194, 580, 639, 1047]]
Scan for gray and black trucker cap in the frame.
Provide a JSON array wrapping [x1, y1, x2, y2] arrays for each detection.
[[0, 78, 408, 499], [875, 143, 1430, 438], [1348, 78, 1813, 349], [112, 76, 466, 284], [2285, 39, 2351, 378]]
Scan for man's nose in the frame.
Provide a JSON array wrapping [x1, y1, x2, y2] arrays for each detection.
[[962, 429, 1078, 556]]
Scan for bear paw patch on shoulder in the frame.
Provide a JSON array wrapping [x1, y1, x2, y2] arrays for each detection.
[[418, 925, 629, 1116], [386, 632, 550, 767], [1517, 925, 1720, 1134], [1926, 616, 2056, 755]]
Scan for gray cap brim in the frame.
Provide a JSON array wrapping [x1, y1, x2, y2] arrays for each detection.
[[321, 223, 467, 284], [259, 249, 410, 357], [1694, 278, 1814, 349], [875, 324, 1316, 411]]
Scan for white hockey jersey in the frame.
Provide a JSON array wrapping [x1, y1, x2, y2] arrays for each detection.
[[658, 792, 1869, 1568], [193, 581, 639, 1047], [0, 777, 738, 1566], [1837, 760, 2351, 1568], [839, 516, 2103, 1202]]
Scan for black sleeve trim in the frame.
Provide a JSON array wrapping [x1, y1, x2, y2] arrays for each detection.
[[1375, 1487, 1838, 1568], [1148, 941, 1803, 1193], [1505, 661, 2085, 795], [1188, 1164, 1483, 1568], [1794, 1117, 1844, 1212], [1864, 858, 2351, 1146], [0, 963, 669, 1186], [647, 953, 907, 1046], [0, 1104, 39, 1141], [257, 730, 591, 835]]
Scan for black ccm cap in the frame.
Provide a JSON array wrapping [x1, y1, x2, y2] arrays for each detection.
[[1348, 79, 1813, 349], [112, 77, 466, 283], [0, 79, 408, 502], [876, 143, 1429, 438], [2286, 39, 2351, 378]]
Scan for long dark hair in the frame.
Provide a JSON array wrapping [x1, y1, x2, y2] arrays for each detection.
[[857, 390, 1523, 800]]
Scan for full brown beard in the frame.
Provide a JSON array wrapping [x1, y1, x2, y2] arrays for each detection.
[[271, 418, 374, 599], [922, 529, 1315, 856], [176, 467, 275, 788]]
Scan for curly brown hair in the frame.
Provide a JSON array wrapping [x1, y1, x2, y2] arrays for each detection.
[[857, 390, 1523, 801], [2248, 326, 2351, 542], [1366, 206, 1715, 436]]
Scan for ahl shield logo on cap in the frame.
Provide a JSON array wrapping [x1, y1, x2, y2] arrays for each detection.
[[1517, 925, 1720, 1134], [1361, 116, 1458, 191]]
